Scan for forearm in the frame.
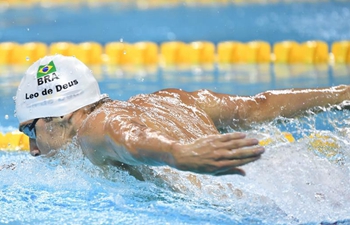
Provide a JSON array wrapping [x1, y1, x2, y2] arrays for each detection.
[[114, 124, 179, 167], [130, 133, 178, 167], [119, 128, 265, 175], [190, 86, 350, 128], [107, 119, 265, 175], [240, 85, 350, 123]]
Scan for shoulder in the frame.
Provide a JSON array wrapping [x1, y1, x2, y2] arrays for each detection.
[[77, 100, 121, 139], [77, 108, 109, 142], [153, 88, 187, 95], [152, 88, 216, 98], [152, 88, 197, 101], [80, 101, 141, 137]]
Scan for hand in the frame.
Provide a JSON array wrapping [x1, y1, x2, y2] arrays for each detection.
[[172, 132, 264, 176]]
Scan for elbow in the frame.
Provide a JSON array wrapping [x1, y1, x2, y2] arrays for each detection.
[[243, 92, 280, 123]]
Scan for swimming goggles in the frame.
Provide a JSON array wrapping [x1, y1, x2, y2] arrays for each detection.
[[19, 118, 39, 139]]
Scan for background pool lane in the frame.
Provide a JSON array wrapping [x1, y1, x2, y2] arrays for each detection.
[[1, 1, 350, 45]]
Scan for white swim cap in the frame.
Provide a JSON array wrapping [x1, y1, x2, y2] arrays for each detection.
[[15, 55, 104, 123]]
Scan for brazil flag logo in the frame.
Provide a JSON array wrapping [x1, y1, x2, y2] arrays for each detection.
[[37, 61, 57, 78]]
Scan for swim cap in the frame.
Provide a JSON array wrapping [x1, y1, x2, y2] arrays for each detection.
[[15, 55, 103, 123]]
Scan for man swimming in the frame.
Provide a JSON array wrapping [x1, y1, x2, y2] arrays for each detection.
[[15, 55, 350, 176]]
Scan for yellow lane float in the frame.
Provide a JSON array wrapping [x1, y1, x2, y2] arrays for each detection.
[[0, 132, 29, 151], [0, 131, 343, 156], [4, 131, 295, 150], [259, 132, 295, 146], [307, 133, 341, 161]]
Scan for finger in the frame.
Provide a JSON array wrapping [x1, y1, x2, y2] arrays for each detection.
[[215, 167, 246, 176], [213, 146, 264, 161], [214, 132, 246, 142], [228, 146, 265, 159], [217, 137, 259, 150], [212, 146, 264, 161]]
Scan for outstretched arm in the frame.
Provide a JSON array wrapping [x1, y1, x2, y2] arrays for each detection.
[[190, 85, 350, 128], [104, 119, 264, 176]]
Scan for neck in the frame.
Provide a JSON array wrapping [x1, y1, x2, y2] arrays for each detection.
[[71, 98, 111, 137], [70, 109, 88, 137]]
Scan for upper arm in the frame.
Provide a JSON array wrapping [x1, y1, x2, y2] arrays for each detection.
[[104, 115, 146, 165], [77, 111, 141, 166], [188, 89, 259, 128], [188, 88, 328, 128], [105, 115, 177, 167]]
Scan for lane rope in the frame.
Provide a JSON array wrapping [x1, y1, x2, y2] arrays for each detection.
[[0, 131, 341, 154]]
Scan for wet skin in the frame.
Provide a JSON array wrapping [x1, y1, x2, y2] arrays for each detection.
[[77, 89, 264, 176], [21, 85, 350, 176], [22, 89, 264, 176]]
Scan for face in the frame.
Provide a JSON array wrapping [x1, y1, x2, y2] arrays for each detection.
[[20, 117, 72, 157]]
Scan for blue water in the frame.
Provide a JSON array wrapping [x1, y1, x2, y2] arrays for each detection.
[[1, 1, 350, 224], [1, 109, 350, 224], [1, 1, 350, 45]]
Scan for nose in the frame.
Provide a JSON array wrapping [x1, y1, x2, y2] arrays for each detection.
[[29, 138, 41, 157], [30, 149, 41, 157]]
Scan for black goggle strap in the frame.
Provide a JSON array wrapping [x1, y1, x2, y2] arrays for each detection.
[[28, 118, 39, 131]]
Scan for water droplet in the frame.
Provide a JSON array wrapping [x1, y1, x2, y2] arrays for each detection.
[[123, 51, 127, 55], [27, 28, 30, 31], [120, 38, 123, 43], [4, 115, 9, 120], [26, 57, 30, 61]]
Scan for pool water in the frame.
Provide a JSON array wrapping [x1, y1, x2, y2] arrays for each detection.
[[1, 130, 350, 225], [1, 1, 350, 224], [1, 65, 350, 224]]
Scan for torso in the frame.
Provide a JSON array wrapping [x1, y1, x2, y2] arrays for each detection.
[[126, 89, 219, 141], [77, 89, 219, 170]]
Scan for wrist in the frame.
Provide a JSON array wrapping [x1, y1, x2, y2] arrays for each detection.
[[336, 85, 350, 102], [168, 142, 184, 170], [344, 85, 350, 101]]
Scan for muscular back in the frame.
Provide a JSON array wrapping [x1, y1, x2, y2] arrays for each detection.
[[77, 88, 220, 166], [127, 88, 219, 141]]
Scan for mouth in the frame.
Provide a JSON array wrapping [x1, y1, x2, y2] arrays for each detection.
[[31, 148, 59, 158], [45, 149, 59, 158]]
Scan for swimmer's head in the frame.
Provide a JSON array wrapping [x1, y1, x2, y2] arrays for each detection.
[[15, 55, 104, 123]]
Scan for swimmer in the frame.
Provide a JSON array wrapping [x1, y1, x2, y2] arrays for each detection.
[[15, 55, 350, 176]]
